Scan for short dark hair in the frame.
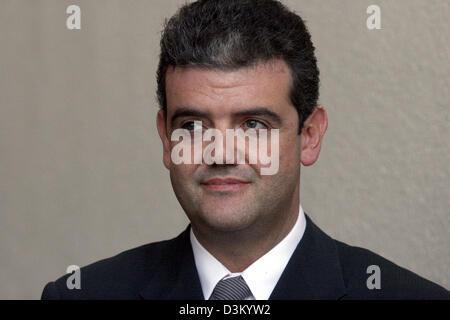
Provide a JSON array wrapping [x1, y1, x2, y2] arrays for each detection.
[[157, 0, 320, 133]]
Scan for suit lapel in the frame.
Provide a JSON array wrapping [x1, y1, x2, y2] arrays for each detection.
[[139, 225, 204, 300], [269, 214, 347, 300], [140, 214, 347, 300]]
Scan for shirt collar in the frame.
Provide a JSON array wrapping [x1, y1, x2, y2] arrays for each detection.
[[190, 204, 307, 300]]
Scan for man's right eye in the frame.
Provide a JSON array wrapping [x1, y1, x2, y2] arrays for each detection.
[[181, 121, 202, 131]]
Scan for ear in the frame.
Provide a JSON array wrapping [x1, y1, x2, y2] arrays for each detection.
[[156, 109, 171, 170], [300, 106, 328, 166]]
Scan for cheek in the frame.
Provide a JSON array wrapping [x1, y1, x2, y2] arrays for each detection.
[[278, 134, 302, 173], [169, 164, 204, 198], [170, 164, 196, 180], [248, 131, 300, 176], [281, 138, 301, 159]]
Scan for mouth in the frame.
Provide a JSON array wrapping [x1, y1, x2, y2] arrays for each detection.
[[200, 177, 251, 192]]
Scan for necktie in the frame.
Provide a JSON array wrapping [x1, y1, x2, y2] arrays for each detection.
[[209, 275, 252, 300]]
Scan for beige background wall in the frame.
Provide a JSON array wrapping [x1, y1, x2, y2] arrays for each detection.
[[0, 0, 448, 299]]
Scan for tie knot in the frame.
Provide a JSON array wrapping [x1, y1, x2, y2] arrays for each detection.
[[209, 275, 252, 300]]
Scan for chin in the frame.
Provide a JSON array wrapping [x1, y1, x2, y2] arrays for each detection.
[[198, 206, 256, 232]]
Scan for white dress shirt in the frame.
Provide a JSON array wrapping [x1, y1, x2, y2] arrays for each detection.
[[190, 204, 307, 300]]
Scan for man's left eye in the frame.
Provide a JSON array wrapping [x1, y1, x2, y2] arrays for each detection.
[[244, 119, 266, 130]]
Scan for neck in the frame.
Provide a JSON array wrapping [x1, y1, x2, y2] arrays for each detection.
[[191, 195, 300, 273]]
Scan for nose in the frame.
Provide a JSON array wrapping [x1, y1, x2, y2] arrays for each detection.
[[202, 124, 251, 166], [201, 125, 231, 166]]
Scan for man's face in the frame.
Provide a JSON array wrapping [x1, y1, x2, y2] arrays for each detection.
[[158, 60, 303, 234]]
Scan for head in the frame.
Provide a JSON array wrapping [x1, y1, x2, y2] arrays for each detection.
[[156, 0, 327, 236]]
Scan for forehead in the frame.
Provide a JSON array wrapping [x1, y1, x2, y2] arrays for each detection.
[[164, 59, 293, 116]]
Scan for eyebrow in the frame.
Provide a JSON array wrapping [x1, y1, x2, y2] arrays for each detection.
[[170, 106, 282, 127]]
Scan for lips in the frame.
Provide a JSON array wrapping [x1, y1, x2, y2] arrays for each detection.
[[201, 177, 250, 191]]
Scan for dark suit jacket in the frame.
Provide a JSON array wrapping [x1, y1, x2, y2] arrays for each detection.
[[41, 215, 448, 299]]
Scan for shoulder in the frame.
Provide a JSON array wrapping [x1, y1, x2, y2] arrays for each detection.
[[41, 235, 181, 300], [334, 240, 449, 299]]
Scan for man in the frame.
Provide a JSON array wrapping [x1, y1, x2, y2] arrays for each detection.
[[42, 0, 448, 299]]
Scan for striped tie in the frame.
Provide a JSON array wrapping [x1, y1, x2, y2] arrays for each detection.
[[209, 275, 252, 300]]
